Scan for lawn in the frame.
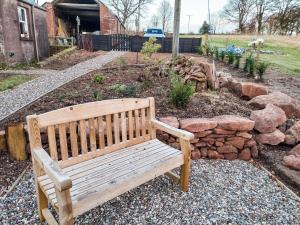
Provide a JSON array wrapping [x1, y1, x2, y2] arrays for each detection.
[[0, 75, 35, 92], [182, 34, 300, 75]]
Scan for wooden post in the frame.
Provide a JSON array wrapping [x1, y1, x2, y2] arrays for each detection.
[[56, 189, 73, 225], [0, 130, 7, 152], [180, 138, 191, 192], [172, 0, 181, 58], [6, 123, 27, 160]]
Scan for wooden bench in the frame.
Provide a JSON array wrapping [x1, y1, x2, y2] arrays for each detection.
[[27, 98, 194, 225]]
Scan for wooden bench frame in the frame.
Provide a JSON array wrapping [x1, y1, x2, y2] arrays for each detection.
[[27, 98, 194, 225]]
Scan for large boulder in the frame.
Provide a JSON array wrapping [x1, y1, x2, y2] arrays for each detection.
[[250, 104, 287, 133], [240, 82, 268, 100], [213, 115, 255, 131], [283, 155, 300, 171], [180, 118, 218, 132], [159, 116, 179, 128], [287, 144, 300, 157], [256, 129, 285, 145], [249, 91, 300, 118], [285, 121, 300, 144]]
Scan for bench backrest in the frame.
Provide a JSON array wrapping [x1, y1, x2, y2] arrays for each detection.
[[27, 98, 156, 168]]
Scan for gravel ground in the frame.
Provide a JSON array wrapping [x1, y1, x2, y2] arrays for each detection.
[[1, 160, 300, 225], [0, 51, 125, 122]]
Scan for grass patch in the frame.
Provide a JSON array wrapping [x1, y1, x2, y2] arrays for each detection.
[[0, 75, 35, 91]]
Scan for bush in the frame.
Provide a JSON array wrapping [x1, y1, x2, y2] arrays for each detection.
[[141, 37, 161, 59], [214, 47, 219, 60], [234, 54, 241, 68], [227, 51, 235, 65], [0, 63, 8, 70], [256, 61, 269, 81], [93, 91, 102, 101], [169, 73, 195, 108], [220, 50, 226, 62], [93, 74, 104, 83], [197, 46, 204, 55], [244, 53, 256, 76], [116, 57, 127, 68], [109, 84, 136, 97]]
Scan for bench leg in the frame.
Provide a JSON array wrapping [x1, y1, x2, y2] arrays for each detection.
[[56, 189, 74, 225], [36, 182, 48, 221], [180, 139, 191, 192]]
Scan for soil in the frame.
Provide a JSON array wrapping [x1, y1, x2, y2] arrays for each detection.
[[41, 49, 106, 71], [0, 151, 30, 197], [0, 52, 300, 196]]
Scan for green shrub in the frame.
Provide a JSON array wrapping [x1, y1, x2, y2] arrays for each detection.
[[234, 54, 241, 68], [0, 63, 8, 70], [141, 37, 161, 59], [93, 91, 102, 101], [214, 47, 219, 60], [109, 84, 136, 97], [227, 51, 235, 65], [116, 57, 127, 68], [197, 46, 204, 55], [244, 53, 256, 76], [256, 61, 269, 81], [93, 74, 104, 83], [220, 50, 226, 62], [169, 73, 195, 108]]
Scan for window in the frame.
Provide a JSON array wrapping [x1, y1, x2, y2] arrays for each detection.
[[18, 7, 29, 38]]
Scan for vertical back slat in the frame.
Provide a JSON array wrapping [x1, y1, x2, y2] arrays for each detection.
[[106, 114, 113, 146], [79, 120, 88, 154], [69, 122, 78, 157], [120, 112, 127, 142], [128, 110, 134, 140], [89, 118, 97, 152], [97, 116, 105, 149], [47, 125, 58, 160], [141, 108, 146, 137], [58, 124, 68, 160], [148, 97, 156, 139], [134, 109, 140, 139], [113, 113, 120, 144]]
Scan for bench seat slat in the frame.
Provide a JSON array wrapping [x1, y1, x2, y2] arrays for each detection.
[[38, 139, 183, 217]]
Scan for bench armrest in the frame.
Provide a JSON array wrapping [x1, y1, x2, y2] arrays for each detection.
[[32, 148, 72, 192], [151, 119, 194, 141]]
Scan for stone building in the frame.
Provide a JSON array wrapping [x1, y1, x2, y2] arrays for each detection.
[[0, 0, 49, 63], [44, 0, 126, 38]]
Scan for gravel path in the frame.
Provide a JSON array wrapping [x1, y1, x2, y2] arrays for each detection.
[[0, 51, 125, 122], [0, 69, 58, 76], [1, 160, 299, 225]]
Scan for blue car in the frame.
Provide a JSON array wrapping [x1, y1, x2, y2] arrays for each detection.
[[144, 28, 165, 38]]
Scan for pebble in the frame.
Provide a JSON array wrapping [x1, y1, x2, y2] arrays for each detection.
[[1, 160, 300, 224]]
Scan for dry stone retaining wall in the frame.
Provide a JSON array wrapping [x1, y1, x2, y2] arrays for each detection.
[[157, 115, 257, 161]]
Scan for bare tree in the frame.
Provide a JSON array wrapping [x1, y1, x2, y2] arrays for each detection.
[[222, 0, 255, 33], [210, 13, 221, 34], [109, 0, 152, 27], [254, 0, 273, 33], [150, 15, 160, 27], [158, 0, 173, 32]]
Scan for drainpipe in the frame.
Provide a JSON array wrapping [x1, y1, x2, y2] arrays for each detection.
[[31, 4, 39, 62]]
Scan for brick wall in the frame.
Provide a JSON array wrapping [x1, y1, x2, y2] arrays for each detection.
[[44, 2, 57, 38]]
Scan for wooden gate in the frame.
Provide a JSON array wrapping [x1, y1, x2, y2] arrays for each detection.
[[111, 34, 131, 51]]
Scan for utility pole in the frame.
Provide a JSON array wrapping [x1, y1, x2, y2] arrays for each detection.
[[172, 0, 181, 58], [207, 0, 211, 27], [187, 15, 192, 33]]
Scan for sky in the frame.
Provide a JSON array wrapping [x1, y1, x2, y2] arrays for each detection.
[[38, 0, 229, 33]]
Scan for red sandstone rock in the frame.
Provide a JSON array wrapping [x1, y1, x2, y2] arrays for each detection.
[[287, 144, 300, 156], [180, 118, 217, 132], [200, 148, 208, 158], [190, 138, 199, 144], [224, 152, 238, 160], [217, 145, 238, 154], [195, 142, 207, 147], [250, 104, 287, 133], [283, 155, 300, 171], [256, 129, 285, 145], [214, 115, 255, 131], [236, 132, 252, 139], [206, 134, 234, 138], [215, 141, 224, 147], [207, 150, 224, 159], [194, 130, 213, 138], [245, 139, 257, 147], [239, 148, 251, 161], [191, 150, 201, 160], [225, 137, 245, 150], [240, 82, 268, 99], [250, 145, 259, 158], [285, 121, 300, 143], [159, 116, 179, 128], [285, 134, 297, 145], [249, 91, 300, 118], [213, 128, 236, 135]]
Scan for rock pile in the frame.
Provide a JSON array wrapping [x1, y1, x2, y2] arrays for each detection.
[[157, 115, 257, 161]]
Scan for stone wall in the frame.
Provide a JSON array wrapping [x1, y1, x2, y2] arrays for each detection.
[[157, 116, 258, 161]]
